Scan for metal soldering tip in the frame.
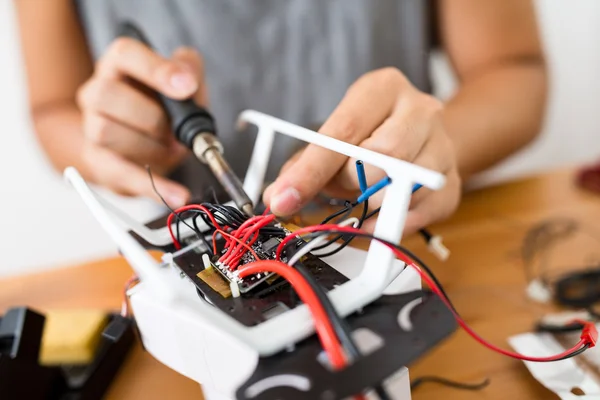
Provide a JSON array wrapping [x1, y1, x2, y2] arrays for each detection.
[[242, 203, 255, 217]]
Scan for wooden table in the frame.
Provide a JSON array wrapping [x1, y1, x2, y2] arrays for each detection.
[[1, 167, 599, 399]]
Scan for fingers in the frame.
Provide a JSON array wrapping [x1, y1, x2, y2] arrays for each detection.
[[334, 93, 444, 191], [81, 113, 187, 169], [403, 169, 461, 234], [78, 78, 169, 143], [97, 38, 199, 99], [264, 68, 407, 216], [171, 47, 208, 106], [361, 168, 461, 235], [76, 42, 206, 205], [82, 143, 191, 207]]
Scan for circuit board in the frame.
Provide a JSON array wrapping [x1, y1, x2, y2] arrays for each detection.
[[173, 235, 348, 327], [212, 236, 282, 293], [133, 211, 349, 326]]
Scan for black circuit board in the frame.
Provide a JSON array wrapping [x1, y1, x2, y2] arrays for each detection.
[[182, 232, 282, 293], [132, 211, 348, 327], [172, 241, 348, 327], [213, 236, 281, 293]]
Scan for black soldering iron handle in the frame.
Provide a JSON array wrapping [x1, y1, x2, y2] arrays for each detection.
[[118, 21, 216, 148]]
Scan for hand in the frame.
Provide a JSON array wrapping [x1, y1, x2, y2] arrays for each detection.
[[263, 67, 461, 234], [76, 38, 208, 207]]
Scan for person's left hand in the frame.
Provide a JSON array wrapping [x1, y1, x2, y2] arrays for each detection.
[[263, 67, 461, 235]]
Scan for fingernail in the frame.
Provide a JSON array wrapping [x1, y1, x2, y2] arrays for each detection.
[[169, 71, 197, 93], [166, 193, 187, 208], [270, 187, 301, 216]]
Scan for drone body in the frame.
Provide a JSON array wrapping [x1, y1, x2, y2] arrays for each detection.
[[65, 111, 453, 399]]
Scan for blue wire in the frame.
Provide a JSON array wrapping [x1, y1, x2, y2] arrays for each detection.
[[355, 160, 368, 193], [356, 180, 423, 204], [354, 157, 423, 203], [357, 177, 391, 203]]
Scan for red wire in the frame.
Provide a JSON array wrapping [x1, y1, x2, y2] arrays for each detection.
[[223, 215, 277, 267], [215, 229, 261, 262], [239, 260, 347, 369], [275, 224, 595, 362], [233, 216, 267, 238], [167, 205, 223, 250], [415, 267, 588, 361], [219, 216, 266, 262]]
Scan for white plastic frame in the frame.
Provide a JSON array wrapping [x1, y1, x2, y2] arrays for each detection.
[[65, 110, 444, 356]]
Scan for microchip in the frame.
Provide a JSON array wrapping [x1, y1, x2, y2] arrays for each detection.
[[262, 237, 281, 254]]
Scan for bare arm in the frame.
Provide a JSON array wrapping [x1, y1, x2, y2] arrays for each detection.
[[15, 0, 93, 175], [440, 0, 547, 178], [15, 0, 206, 206]]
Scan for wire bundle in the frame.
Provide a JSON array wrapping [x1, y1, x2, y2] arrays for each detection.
[[166, 204, 287, 271]]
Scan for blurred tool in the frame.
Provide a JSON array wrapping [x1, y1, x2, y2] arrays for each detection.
[[0, 307, 134, 400], [119, 22, 254, 216]]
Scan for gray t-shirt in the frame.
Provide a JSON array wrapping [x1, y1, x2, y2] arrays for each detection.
[[75, 0, 433, 199]]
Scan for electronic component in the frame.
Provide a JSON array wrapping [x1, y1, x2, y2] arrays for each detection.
[[261, 237, 281, 255], [172, 234, 347, 326], [197, 268, 232, 298]]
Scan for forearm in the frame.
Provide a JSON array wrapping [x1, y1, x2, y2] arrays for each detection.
[[443, 60, 547, 179], [31, 102, 90, 177]]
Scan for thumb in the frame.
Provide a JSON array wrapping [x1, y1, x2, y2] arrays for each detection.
[[171, 47, 208, 106]]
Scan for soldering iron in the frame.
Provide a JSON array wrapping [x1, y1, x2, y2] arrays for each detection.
[[119, 22, 255, 216]]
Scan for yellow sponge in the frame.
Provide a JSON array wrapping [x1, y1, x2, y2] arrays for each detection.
[[40, 310, 108, 366]]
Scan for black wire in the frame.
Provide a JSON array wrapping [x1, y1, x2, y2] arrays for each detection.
[[286, 246, 391, 400], [557, 344, 589, 360], [313, 200, 369, 257], [312, 200, 364, 252], [146, 166, 197, 236], [419, 228, 433, 242], [173, 209, 213, 255], [206, 186, 219, 204], [288, 229, 592, 364], [364, 206, 380, 221], [521, 218, 579, 283], [410, 376, 490, 391], [319, 200, 353, 225], [281, 230, 456, 311]]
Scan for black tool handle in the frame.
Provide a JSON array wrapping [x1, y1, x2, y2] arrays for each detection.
[[118, 21, 216, 148]]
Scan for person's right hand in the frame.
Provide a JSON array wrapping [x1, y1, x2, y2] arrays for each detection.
[[76, 38, 207, 207]]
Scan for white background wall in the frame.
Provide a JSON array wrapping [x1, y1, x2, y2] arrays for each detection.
[[0, 0, 599, 277]]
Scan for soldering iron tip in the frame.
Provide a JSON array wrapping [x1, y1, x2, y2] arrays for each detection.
[[242, 204, 255, 217]]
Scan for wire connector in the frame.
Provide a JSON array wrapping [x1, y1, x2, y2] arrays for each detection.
[[427, 235, 450, 261], [576, 320, 598, 348]]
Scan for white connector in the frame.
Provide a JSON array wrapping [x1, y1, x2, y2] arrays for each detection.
[[428, 235, 450, 261], [230, 281, 241, 298], [202, 254, 212, 270], [526, 279, 552, 304]]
